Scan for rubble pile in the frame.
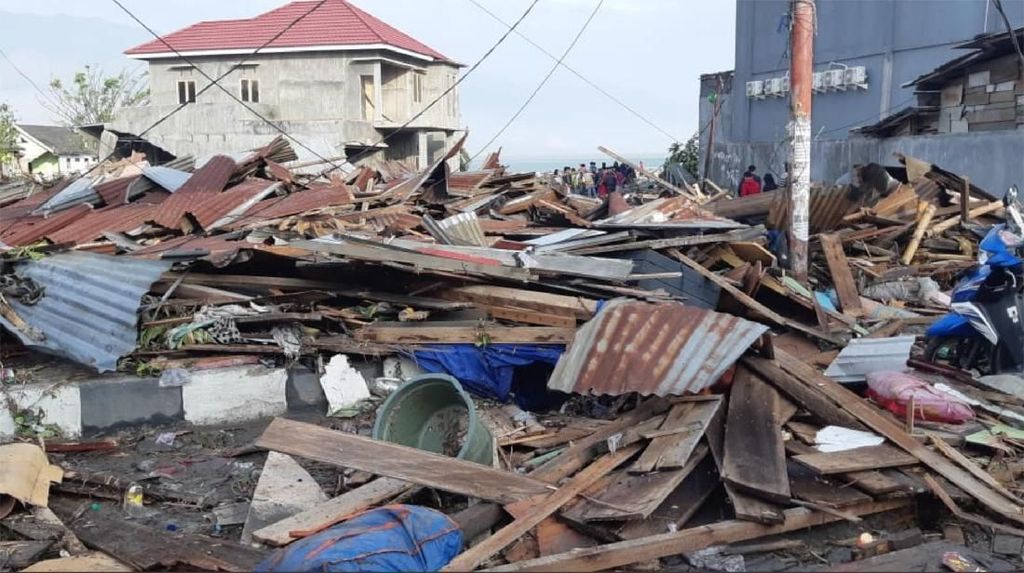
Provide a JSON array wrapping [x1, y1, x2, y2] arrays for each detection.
[[2, 135, 1024, 572]]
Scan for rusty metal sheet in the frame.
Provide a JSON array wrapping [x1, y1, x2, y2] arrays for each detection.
[[47, 203, 157, 245], [768, 186, 859, 233], [0, 204, 93, 247], [448, 170, 496, 194], [95, 175, 140, 206], [131, 235, 251, 267], [190, 178, 278, 229], [376, 133, 467, 203], [548, 298, 768, 396], [151, 155, 236, 228], [0, 185, 64, 220], [231, 184, 354, 227]]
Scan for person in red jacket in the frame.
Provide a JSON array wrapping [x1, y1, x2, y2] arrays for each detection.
[[738, 165, 763, 197]]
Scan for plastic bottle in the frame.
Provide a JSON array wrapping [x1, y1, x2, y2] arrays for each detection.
[[124, 483, 146, 518]]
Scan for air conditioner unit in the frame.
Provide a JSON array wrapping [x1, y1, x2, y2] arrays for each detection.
[[746, 80, 765, 99], [812, 72, 826, 93], [781, 76, 791, 94], [845, 66, 868, 89], [766, 77, 785, 97], [823, 69, 845, 91]]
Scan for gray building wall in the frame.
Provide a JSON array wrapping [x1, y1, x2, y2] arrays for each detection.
[[112, 49, 461, 169], [700, 0, 1024, 194], [727, 0, 1024, 144]]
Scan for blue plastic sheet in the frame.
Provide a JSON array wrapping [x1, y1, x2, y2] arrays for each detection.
[[412, 344, 564, 402], [255, 505, 462, 573]]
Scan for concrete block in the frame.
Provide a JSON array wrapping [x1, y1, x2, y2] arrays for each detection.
[[182, 366, 287, 425], [80, 376, 184, 436], [0, 382, 82, 439], [286, 365, 327, 412]]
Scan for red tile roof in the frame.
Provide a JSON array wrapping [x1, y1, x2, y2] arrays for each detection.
[[125, 0, 451, 62]]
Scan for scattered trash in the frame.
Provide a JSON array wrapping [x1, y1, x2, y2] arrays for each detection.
[[158, 368, 191, 387], [814, 426, 885, 453], [867, 371, 975, 423], [319, 354, 372, 418], [154, 432, 177, 446]]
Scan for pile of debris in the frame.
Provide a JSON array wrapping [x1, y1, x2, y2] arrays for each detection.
[[2, 134, 1024, 572]]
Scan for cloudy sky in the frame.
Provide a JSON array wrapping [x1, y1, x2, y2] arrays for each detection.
[[0, 0, 736, 160]]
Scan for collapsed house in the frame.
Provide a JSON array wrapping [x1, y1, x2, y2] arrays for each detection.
[[1, 134, 1024, 572]]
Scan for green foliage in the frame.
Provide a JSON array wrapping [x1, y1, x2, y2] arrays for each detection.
[[9, 242, 48, 261], [139, 324, 168, 349], [666, 132, 700, 177], [46, 65, 149, 126], [0, 103, 18, 177], [13, 407, 62, 439]]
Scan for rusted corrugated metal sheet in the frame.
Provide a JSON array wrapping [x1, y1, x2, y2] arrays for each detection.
[[548, 298, 768, 396], [190, 178, 278, 229], [47, 203, 157, 244], [0, 184, 63, 220], [95, 176, 140, 206], [231, 184, 354, 227], [151, 155, 236, 228], [0, 204, 92, 247], [0, 252, 172, 372], [768, 186, 859, 233], [131, 235, 250, 267], [448, 170, 495, 194]]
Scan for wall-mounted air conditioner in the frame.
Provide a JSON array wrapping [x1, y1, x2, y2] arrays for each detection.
[[746, 80, 765, 99], [824, 69, 846, 91], [845, 66, 868, 89], [812, 72, 825, 93]]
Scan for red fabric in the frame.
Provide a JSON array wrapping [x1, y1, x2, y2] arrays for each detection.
[[125, 1, 451, 62], [739, 177, 761, 197]]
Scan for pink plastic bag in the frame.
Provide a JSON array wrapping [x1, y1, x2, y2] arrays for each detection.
[[866, 371, 975, 424]]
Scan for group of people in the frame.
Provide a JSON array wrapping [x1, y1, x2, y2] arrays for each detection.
[[552, 161, 637, 198], [737, 164, 786, 197]]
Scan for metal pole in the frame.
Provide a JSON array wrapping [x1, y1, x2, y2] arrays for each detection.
[[788, 0, 814, 282]]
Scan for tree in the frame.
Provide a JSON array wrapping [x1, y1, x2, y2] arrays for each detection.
[[45, 65, 149, 126], [0, 103, 19, 179], [666, 132, 699, 177]]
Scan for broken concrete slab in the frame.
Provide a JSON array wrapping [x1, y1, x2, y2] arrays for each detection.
[[240, 452, 328, 544]]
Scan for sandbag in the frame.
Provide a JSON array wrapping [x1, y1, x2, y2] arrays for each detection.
[[255, 505, 462, 572]]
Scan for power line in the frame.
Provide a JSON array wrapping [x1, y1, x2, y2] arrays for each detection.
[[0, 46, 74, 124], [317, 0, 541, 177], [110, 0, 345, 171], [467, 0, 684, 145], [470, 0, 604, 161]]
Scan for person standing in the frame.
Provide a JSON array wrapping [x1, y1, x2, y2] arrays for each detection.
[[739, 170, 762, 197], [763, 173, 779, 192]]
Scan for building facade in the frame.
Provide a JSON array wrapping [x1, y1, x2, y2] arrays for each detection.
[[700, 0, 1024, 194], [14, 124, 98, 181], [112, 0, 463, 170]]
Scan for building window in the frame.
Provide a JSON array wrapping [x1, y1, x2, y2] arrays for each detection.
[[177, 80, 196, 104], [241, 79, 260, 103], [413, 73, 423, 104]]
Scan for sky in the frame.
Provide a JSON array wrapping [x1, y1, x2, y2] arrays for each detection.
[[0, 0, 736, 161]]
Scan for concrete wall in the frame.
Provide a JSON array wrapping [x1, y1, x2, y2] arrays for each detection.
[[113, 49, 461, 167], [724, 0, 1024, 144], [706, 130, 1024, 197]]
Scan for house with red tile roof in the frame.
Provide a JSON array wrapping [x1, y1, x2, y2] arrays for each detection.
[[111, 0, 463, 170]]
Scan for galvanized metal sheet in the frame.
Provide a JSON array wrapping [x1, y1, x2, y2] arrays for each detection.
[[824, 335, 915, 383], [142, 165, 192, 193], [548, 298, 768, 396], [0, 252, 172, 372], [595, 196, 745, 230], [32, 178, 97, 215]]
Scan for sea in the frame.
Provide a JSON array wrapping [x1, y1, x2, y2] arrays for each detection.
[[473, 155, 667, 174]]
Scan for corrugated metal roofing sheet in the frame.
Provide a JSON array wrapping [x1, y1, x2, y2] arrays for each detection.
[[229, 184, 354, 228], [768, 186, 859, 233], [32, 178, 97, 214], [595, 196, 745, 230], [548, 298, 769, 396], [0, 204, 93, 247], [190, 178, 278, 229], [94, 176, 140, 206], [0, 252, 172, 372], [141, 165, 192, 193], [46, 203, 157, 244], [448, 170, 495, 194], [824, 335, 915, 383], [151, 155, 236, 228]]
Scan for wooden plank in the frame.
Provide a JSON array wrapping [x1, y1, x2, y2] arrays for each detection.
[[705, 392, 786, 524], [484, 305, 577, 328], [442, 444, 642, 572], [772, 348, 1024, 526], [742, 355, 866, 430], [843, 470, 909, 496], [0, 540, 53, 570], [900, 204, 937, 264], [354, 324, 574, 344], [820, 234, 862, 317], [721, 368, 791, 503], [630, 399, 720, 473], [730, 241, 776, 266], [927, 432, 1024, 505], [255, 418, 550, 504], [439, 285, 597, 320], [484, 500, 911, 573], [616, 454, 719, 540], [793, 445, 918, 474], [571, 227, 764, 256], [252, 477, 412, 546], [573, 445, 710, 522], [788, 461, 873, 508], [536, 518, 597, 557], [669, 250, 843, 345], [48, 498, 263, 572]]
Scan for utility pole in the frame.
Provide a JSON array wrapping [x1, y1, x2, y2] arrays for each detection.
[[788, 0, 814, 282]]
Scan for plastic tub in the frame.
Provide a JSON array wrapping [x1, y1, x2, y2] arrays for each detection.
[[372, 373, 493, 465]]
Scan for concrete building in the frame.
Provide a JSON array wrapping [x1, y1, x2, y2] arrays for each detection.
[[699, 0, 1024, 194], [112, 0, 463, 169], [14, 124, 98, 181]]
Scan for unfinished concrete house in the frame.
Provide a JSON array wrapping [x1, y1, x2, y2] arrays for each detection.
[[111, 0, 463, 169]]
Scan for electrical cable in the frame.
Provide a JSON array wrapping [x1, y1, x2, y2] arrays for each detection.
[[469, 0, 604, 161], [991, 0, 1024, 75], [466, 0, 683, 145], [0, 46, 73, 124]]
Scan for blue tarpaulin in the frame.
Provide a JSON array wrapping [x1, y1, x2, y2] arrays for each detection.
[[255, 505, 461, 573], [412, 344, 564, 402]]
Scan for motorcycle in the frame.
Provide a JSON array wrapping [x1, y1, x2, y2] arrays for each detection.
[[925, 186, 1024, 375]]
